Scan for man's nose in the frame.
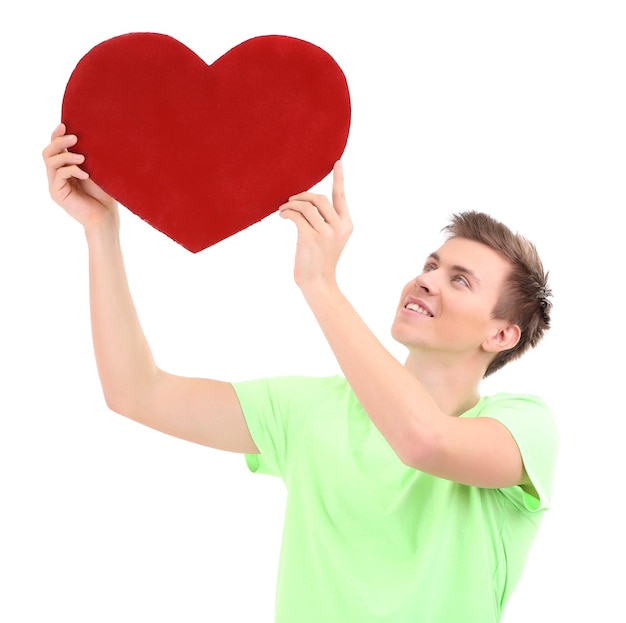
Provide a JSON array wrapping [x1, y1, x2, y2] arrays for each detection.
[[414, 273, 437, 295]]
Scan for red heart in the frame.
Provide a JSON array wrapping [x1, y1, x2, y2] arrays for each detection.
[[61, 33, 351, 253]]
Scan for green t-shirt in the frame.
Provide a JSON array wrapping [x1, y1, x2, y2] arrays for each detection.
[[232, 376, 558, 623]]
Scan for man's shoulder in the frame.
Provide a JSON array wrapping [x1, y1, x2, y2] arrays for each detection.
[[476, 392, 559, 444], [480, 392, 551, 412], [232, 374, 350, 408]]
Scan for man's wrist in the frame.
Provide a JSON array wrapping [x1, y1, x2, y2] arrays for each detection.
[[300, 276, 345, 312], [84, 216, 120, 248]]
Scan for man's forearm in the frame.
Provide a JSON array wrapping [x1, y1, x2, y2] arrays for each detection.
[[301, 280, 443, 466], [86, 224, 157, 415]]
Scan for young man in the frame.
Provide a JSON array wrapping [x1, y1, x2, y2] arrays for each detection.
[[43, 123, 557, 622]]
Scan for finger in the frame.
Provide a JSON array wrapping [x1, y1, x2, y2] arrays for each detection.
[[55, 163, 89, 182], [279, 200, 327, 232], [288, 191, 322, 203], [47, 150, 85, 169], [50, 123, 66, 141], [280, 200, 327, 232], [279, 207, 316, 236], [331, 161, 348, 217], [44, 152, 86, 185], [287, 192, 339, 226], [47, 150, 90, 191], [42, 132, 78, 161]]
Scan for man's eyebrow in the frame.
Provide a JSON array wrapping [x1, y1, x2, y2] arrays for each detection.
[[425, 252, 482, 284]]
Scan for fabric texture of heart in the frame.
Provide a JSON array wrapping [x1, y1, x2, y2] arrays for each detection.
[[61, 33, 351, 252]]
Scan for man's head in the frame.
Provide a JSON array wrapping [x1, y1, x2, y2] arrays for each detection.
[[442, 211, 552, 376]]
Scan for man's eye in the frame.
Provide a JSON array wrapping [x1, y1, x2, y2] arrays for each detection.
[[423, 264, 436, 272], [453, 275, 469, 287]]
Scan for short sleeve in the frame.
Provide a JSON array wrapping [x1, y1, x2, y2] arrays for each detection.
[[231, 376, 337, 480], [479, 393, 559, 512]]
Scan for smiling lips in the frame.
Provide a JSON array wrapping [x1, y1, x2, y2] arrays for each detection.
[[404, 299, 434, 317]]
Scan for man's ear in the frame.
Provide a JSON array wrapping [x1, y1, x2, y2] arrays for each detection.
[[482, 322, 521, 354]]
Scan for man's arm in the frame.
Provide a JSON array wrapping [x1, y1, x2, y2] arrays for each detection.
[[43, 124, 257, 454], [279, 163, 525, 488]]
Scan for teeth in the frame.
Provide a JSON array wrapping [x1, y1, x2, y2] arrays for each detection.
[[406, 303, 431, 316]]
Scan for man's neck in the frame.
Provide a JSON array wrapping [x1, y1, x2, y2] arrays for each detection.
[[403, 350, 485, 417]]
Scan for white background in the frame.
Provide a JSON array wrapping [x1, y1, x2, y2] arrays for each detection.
[[1, 1, 625, 621]]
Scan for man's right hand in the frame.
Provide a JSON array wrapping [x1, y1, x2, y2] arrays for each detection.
[[42, 123, 119, 234]]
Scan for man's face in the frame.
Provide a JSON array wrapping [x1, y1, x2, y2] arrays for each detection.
[[391, 237, 512, 357]]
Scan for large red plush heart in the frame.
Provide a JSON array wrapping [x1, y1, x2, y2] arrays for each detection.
[[62, 33, 351, 252]]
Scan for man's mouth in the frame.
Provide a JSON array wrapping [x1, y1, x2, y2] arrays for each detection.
[[404, 302, 433, 317]]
